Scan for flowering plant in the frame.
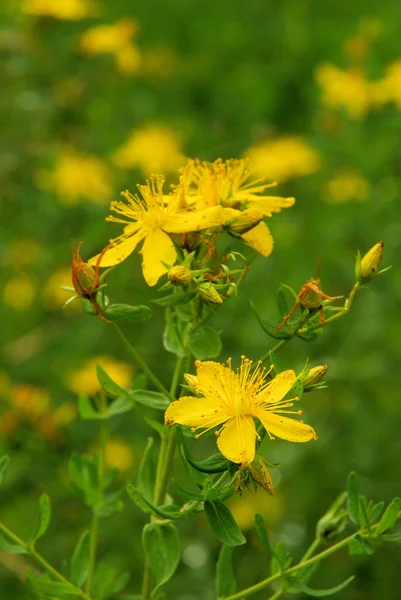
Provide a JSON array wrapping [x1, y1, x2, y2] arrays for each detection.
[[0, 159, 398, 600]]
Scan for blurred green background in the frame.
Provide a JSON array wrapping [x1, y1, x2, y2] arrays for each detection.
[[1, 0, 400, 598]]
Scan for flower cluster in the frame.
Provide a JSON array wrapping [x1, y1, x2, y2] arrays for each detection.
[[90, 158, 294, 286]]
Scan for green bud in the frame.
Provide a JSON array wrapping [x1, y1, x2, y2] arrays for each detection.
[[198, 283, 223, 305], [358, 241, 384, 283], [304, 364, 328, 388], [248, 456, 274, 495]]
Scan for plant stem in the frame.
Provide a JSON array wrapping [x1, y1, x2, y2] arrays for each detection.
[[0, 521, 93, 600], [300, 536, 321, 562], [85, 395, 108, 595], [113, 323, 172, 400], [224, 531, 360, 600], [298, 282, 360, 335]]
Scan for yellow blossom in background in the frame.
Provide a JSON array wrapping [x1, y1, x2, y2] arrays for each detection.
[[53, 402, 77, 426], [105, 439, 134, 471], [244, 137, 321, 183], [67, 356, 133, 396], [42, 266, 79, 311], [36, 150, 112, 206], [22, 0, 96, 20], [323, 171, 370, 204], [180, 158, 295, 257], [4, 274, 37, 310], [315, 64, 372, 119], [229, 490, 283, 531], [112, 126, 186, 175], [11, 385, 50, 419], [374, 60, 401, 110], [80, 18, 141, 75], [165, 358, 317, 467], [90, 175, 237, 286]]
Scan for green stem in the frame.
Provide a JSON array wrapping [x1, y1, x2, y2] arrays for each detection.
[[267, 590, 282, 600], [85, 397, 108, 595], [0, 521, 93, 600], [113, 323, 172, 400], [298, 282, 360, 335], [300, 537, 321, 562], [223, 531, 360, 600]]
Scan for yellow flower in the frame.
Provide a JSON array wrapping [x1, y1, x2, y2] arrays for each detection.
[[4, 274, 37, 310], [112, 125, 186, 174], [36, 150, 112, 206], [90, 175, 237, 286], [244, 137, 321, 183], [323, 171, 370, 204], [179, 158, 294, 258], [67, 356, 133, 396], [316, 64, 373, 119], [22, 0, 96, 20], [165, 357, 317, 467]]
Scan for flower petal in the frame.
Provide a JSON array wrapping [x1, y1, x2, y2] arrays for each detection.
[[254, 410, 317, 442], [217, 415, 256, 466], [241, 221, 273, 257], [259, 370, 297, 405], [249, 196, 295, 216], [164, 206, 239, 233], [89, 229, 145, 267], [164, 395, 228, 429], [141, 228, 177, 286]]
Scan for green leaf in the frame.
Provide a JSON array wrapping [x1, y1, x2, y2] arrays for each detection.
[[96, 364, 127, 397], [250, 302, 292, 340], [0, 455, 10, 488], [70, 530, 90, 588], [163, 309, 186, 357], [177, 436, 207, 488], [378, 532, 401, 542], [93, 563, 130, 600], [297, 329, 321, 342], [188, 325, 222, 360], [348, 536, 367, 555], [142, 523, 181, 594], [173, 480, 204, 502], [184, 450, 229, 474], [270, 541, 292, 575], [276, 286, 290, 318], [30, 493, 51, 544], [375, 498, 400, 536], [368, 501, 385, 524], [26, 568, 79, 598], [137, 438, 155, 501], [78, 395, 133, 421], [107, 396, 134, 417], [69, 452, 100, 507], [288, 575, 355, 597], [78, 395, 99, 420], [216, 545, 236, 597], [153, 291, 197, 307], [253, 513, 273, 554], [0, 535, 26, 554], [142, 415, 167, 437], [130, 390, 170, 410], [126, 484, 181, 520], [105, 303, 152, 324], [347, 472, 360, 526], [204, 500, 246, 547]]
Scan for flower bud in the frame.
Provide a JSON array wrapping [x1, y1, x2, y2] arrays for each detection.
[[72, 242, 100, 297], [358, 241, 384, 283], [304, 364, 328, 388], [168, 265, 192, 286], [198, 282, 223, 305], [248, 456, 274, 495], [227, 209, 263, 235]]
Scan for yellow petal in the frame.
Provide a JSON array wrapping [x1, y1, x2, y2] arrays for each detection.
[[255, 410, 317, 442], [141, 228, 177, 286], [259, 370, 297, 405], [249, 196, 295, 216], [241, 221, 274, 257], [89, 230, 145, 267], [164, 395, 228, 428], [217, 416, 256, 466], [164, 206, 239, 233]]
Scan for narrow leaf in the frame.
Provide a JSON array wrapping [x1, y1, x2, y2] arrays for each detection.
[[126, 484, 181, 520], [163, 309, 185, 357], [216, 545, 236, 597], [253, 513, 273, 553], [153, 291, 196, 307], [288, 575, 355, 597], [142, 523, 181, 593], [78, 395, 99, 420], [0, 455, 10, 488], [130, 390, 170, 410], [137, 438, 155, 501], [96, 365, 127, 397], [276, 287, 290, 318], [105, 303, 152, 324], [375, 498, 400, 536], [0, 535, 26, 554], [107, 396, 134, 416], [31, 493, 51, 544], [204, 500, 246, 547], [70, 530, 90, 588], [347, 472, 360, 526], [250, 302, 292, 340], [26, 568, 79, 597], [184, 451, 229, 474]]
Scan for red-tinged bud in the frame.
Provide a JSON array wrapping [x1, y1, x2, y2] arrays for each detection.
[[72, 242, 101, 297]]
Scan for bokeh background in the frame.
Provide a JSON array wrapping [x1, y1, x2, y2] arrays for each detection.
[[1, 0, 400, 598]]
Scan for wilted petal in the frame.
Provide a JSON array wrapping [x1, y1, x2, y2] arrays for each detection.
[[241, 221, 273, 257], [217, 415, 257, 466]]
